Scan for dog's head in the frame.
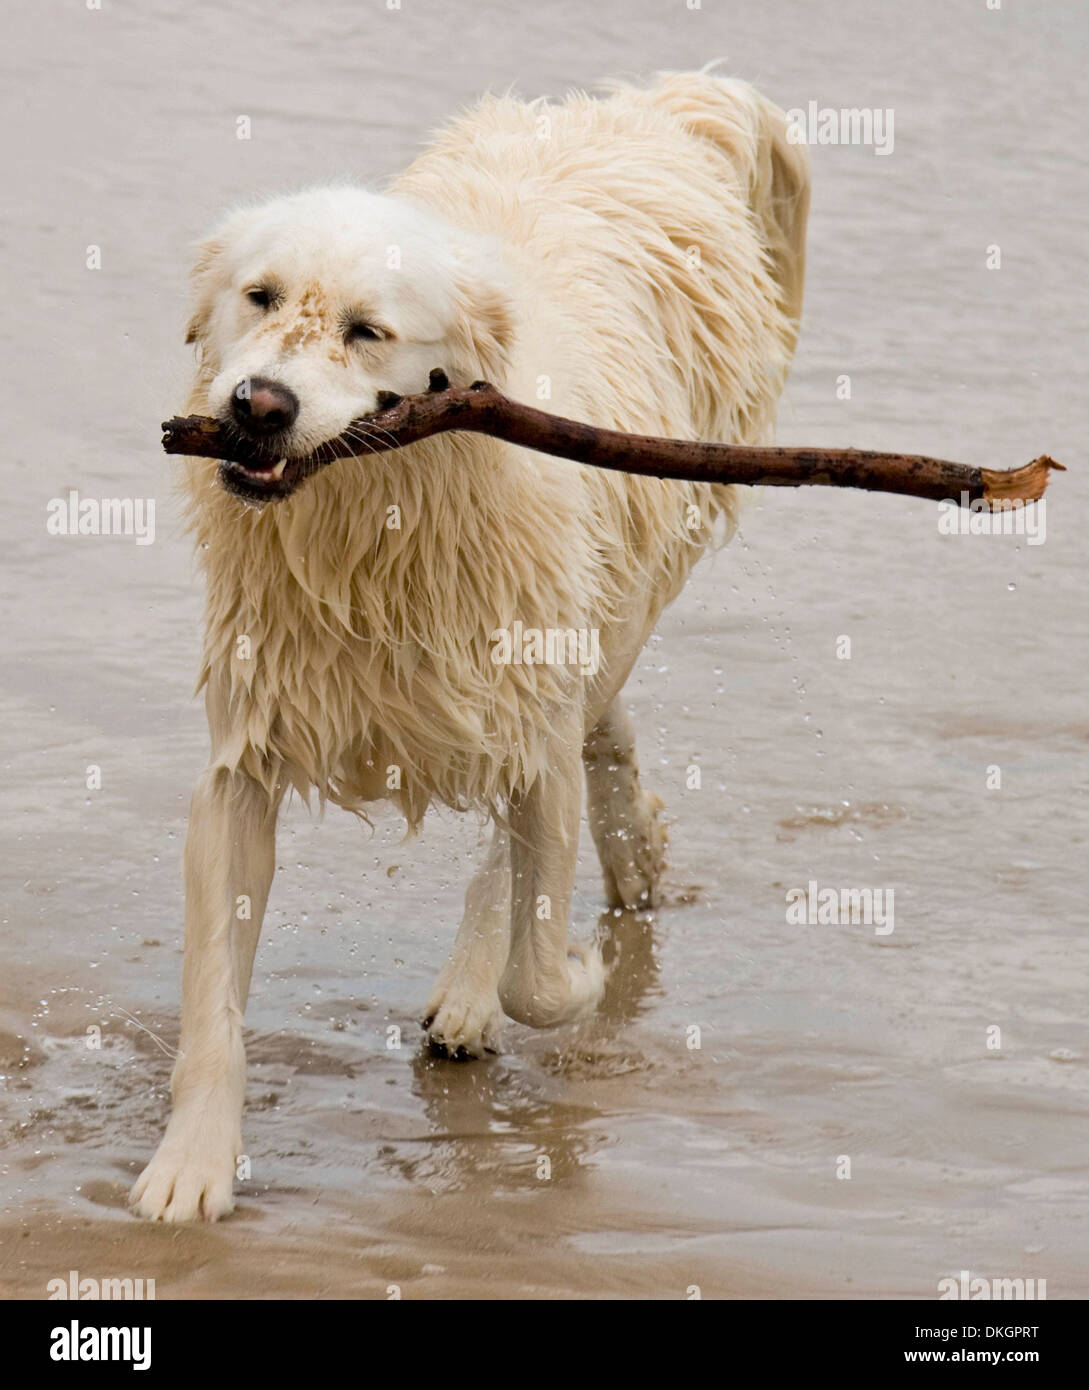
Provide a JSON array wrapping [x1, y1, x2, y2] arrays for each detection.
[[185, 186, 514, 502]]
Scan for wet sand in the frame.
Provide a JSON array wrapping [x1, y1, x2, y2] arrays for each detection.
[[2, 0, 1087, 1298]]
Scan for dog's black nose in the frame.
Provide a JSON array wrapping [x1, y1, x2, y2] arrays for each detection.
[[230, 377, 299, 434]]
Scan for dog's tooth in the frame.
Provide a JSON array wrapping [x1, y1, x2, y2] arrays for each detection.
[[271, 458, 287, 479]]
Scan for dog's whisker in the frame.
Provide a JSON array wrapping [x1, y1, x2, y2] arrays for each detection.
[[333, 424, 394, 460], [333, 434, 381, 462], [345, 418, 402, 450]]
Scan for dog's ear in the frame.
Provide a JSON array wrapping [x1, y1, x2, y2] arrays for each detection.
[[448, 241, 516, 383], [184, 235, 228, 348]]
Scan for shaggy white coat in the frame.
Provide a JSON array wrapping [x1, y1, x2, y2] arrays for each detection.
[[132, 71, 809, 1221]]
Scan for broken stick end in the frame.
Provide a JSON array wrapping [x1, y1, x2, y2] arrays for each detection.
[[980, 455, 1065, 507]]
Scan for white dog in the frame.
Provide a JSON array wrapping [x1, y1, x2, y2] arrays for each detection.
[[132, 71, 809, 1220]]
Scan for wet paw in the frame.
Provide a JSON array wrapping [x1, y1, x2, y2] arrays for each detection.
[[129, 1102, 242, 1223], [604, 791, 668, 910], [130, 1132, 238, 1223], [426, 1035, 491, 1062], [422, 983, 503, 1059]]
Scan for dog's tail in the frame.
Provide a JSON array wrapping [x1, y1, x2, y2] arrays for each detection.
[[607, 69, 811, 544], [621, 68, 811, 358]]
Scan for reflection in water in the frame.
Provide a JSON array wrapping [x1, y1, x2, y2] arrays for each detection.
[[597, 907, 662, 1028], [376, 908, 661, 1193]]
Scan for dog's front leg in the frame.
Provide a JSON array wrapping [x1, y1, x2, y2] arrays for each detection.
[[498, 714, 606, 1028], [131, 764, 278, 1221], [424, 824, 511, 1059]]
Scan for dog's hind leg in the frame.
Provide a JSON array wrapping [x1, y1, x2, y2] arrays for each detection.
[[423, 823, 510, 1059], [130, 763, 280, 1222], [498, 711, 606, 1028], [583, 696, 666, 910]]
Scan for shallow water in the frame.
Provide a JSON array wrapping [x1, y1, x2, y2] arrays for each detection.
[[1, 0, 1086, 1298]]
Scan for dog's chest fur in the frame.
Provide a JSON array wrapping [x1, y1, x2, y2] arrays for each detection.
[[190, 433, 620, 822]]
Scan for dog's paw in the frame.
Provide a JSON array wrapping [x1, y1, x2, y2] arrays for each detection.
[[603, 791, 668, 910], [130, 1125, 239, 1223], [422, 980, 503, 1060]]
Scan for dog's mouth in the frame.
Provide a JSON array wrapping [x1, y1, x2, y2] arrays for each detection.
[[217, 453, 311, 503]]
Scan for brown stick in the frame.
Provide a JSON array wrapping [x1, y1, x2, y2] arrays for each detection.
[[161, 372, 1063, 509]]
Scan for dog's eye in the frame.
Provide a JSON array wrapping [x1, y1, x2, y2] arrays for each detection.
[[345, 321, 385, 344], [246, 287, 272, 309]]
